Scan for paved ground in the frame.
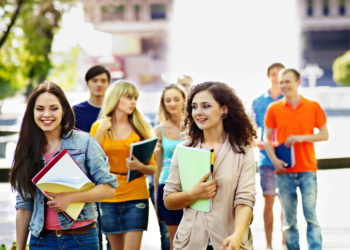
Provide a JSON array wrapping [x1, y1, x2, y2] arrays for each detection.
[[1, 168, 349, 250]]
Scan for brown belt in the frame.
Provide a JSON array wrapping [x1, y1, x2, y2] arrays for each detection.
[[43, 224, 96, 236]]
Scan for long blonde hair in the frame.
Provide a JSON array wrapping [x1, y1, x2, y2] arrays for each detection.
[[158, 84, 187, 123], [100, 80, 154, 140]]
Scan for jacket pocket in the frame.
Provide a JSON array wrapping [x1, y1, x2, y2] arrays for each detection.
[[70, 151, 87, 171]]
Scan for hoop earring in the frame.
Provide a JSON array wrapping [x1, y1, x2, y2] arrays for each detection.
[[221, 113, 227, 119]]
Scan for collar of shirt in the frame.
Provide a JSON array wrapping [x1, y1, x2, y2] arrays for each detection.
[[263, 89, 283, 101], [282, 95, 306, 109]]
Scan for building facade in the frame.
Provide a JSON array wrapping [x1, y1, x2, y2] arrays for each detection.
[[297, 0, 350, 86], [80, 0, 172, 87]]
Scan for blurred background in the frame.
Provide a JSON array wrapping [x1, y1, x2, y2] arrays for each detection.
[[0, 0, 350, 249], [1, 0, 349, 170]]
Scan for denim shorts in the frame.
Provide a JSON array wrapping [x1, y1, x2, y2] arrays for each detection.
[[99, 199, 149, 234], [29, 222, 99, 250], [157, 184, 183, 226], [258, 165, 277, 196]]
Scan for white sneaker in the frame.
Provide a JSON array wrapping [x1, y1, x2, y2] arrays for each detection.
[[282, 244, 288, 250]]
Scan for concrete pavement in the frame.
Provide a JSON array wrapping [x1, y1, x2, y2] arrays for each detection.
[[1, 169, 349, 250]]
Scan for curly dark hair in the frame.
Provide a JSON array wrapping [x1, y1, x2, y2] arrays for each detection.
[[182, 81, 257, 154]]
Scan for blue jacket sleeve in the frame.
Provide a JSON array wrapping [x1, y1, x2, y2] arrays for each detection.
[[15, 193, 34, 211], [86, 136, 118, 188]]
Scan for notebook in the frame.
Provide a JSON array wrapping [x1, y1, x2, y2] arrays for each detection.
[[275, 144, 295, 168], [176, 144, 214, 212], [127, 137, 158, 182], [32, 149, 95, 221]]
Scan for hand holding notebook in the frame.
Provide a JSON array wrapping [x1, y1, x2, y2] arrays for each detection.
[[275, 144, 295, 168], [45, 191, 74, 213], [127, 137, 158, 182], [176, 144, 215, 212], [32, 149, 95, 221], [188, 172, 216, 200], [126, 154, 145, 169]]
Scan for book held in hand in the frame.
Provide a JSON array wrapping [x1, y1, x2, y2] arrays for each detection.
[[32, 149, 95, 221], [127, 137, 158, 183], [275, 144, 295, 168], [176, 144, 214, 212]]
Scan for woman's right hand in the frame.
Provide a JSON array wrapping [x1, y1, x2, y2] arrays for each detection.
[[98, 116, 112, 132], [188, 172, 216, 200]]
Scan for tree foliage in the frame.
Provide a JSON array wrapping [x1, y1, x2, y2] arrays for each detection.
[[0, 0, 77, 100], [48, 45, 81, 90], [333, 50, 350, 86]]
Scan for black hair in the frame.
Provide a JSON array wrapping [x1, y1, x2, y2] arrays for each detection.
[[85, 65, 111, 83]]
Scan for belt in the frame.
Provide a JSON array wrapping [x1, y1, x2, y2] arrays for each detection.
[[111, 171, 127, 175], [43, 224, 96, 237]]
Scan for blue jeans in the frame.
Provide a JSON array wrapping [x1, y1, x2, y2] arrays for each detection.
[[276, 172, 322, 250], [149, 180, 170, 250], [29, 222, 99, 250], [99, 199, 149, 234]]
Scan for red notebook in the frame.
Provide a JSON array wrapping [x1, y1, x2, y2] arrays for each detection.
[[32, 149, 95, 221]]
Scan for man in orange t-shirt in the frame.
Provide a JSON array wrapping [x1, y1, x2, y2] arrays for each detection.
[[263, 69, 329, 250]]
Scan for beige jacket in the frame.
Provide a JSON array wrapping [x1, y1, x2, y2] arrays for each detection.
[[164, 136, 256, 250]]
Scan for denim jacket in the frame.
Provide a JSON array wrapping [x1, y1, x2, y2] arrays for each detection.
[[15, 130, 118, 237]]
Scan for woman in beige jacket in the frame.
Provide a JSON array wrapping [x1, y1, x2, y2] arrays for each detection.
[[164, 81, 257, 250]]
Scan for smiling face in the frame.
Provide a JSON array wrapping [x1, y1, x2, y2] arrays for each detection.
[[87, 72, 109, 98], [191, 90, 227, 131], [279, 71, 300, 98], [34, 92, 64, 136], [164, 88, 185, 116], [116, 93, 137, 115]]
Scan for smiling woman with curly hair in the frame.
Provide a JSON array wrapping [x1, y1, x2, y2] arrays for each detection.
[[163, 81, 257, 250], [183, 81, 257, 153]]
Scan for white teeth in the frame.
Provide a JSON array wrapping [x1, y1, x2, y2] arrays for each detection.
[[43, 121, 53, 123]]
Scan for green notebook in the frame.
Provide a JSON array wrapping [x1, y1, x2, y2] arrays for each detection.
[[176, 144, 213, 212]]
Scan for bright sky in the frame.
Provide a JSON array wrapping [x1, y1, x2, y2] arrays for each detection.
[[52, 2, 112, 56], [168, 0, 300, 103]]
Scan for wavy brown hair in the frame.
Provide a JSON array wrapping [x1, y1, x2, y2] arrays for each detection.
[[182, 81, 257, 154], [10, 81, 75, 198]]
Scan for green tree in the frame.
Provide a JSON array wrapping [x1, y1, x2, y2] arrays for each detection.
[[48, 45, 82, 90], [0, 0, 77, 102], [333, 50, 350, 86]]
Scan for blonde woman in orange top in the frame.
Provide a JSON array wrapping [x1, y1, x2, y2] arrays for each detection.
[[90, 80, 156, 250]]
